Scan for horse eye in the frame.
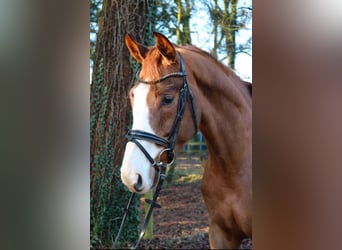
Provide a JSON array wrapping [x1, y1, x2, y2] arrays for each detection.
[[161, 95, 174, 105]]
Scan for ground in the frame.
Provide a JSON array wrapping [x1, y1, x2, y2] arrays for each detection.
[[123, 153, 252, 249]]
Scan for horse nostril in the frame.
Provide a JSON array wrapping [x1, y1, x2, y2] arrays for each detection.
[[133, 174, 143, 192]]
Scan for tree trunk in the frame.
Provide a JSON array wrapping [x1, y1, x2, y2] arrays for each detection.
[[90, 0, 150, 247], [227, 0, 237, 69], [208, 0, 224, 58], [175, 0, 193, 45], [222, 0, 238, 69]]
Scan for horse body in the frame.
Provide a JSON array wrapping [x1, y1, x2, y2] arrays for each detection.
[[177, 47, 252, 248], [121, 32, 252, 249]]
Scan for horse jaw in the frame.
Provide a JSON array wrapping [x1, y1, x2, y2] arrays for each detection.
[[121, 83, 160, 194]]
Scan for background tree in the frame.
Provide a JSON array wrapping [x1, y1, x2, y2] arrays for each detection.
[[90, 0, 102, 65], [175, 0, 194, 44], [90, 0, 155, 247], [207, 0, 224, 58], [156, 0, 251, 70], [205, 0, 252, 69], [156, 0, 194, 45], [222, 0, 238, 68]]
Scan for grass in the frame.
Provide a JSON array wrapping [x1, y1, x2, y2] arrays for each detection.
[[165, 153, 206, 185]]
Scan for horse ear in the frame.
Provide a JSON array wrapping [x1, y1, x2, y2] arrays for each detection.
[[154, 32, 176, 61], [125, 34, 149, 63]]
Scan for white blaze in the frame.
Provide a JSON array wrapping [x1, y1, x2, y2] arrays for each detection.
[[121, 83, 160, 193]]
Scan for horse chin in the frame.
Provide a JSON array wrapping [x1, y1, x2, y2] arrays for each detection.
[[137, 186, 152, 194], [123, 182, 151, 194]]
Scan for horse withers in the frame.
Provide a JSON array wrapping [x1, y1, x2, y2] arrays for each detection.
[[120, 32, 252, 249]]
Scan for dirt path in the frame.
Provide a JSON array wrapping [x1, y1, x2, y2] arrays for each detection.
[[139, 181, 210, 249], [138, 154, 252, 249]]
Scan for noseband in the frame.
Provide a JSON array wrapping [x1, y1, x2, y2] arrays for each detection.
[[125, 52, 198, 187]]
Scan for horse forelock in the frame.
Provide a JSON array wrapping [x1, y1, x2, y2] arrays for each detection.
[[140, 48, 164, 80], [140, 47, 180, 81]]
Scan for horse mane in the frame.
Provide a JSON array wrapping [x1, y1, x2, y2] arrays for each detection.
[[180, 45, 252, 96], [180, 45, 235, 77]]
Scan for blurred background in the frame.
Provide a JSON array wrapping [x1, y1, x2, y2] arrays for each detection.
[[1, 0, 341, 249]]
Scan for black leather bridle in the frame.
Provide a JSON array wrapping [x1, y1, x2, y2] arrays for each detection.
[[113, 52, 197, 249], [125, 51, 198, 188]]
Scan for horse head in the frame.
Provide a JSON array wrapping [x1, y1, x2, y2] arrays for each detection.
[[121, 32, 198, 193]]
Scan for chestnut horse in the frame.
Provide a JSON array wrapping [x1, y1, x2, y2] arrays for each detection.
[[121, 32, 252, 249]]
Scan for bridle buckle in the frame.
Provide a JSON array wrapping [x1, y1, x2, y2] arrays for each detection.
[[158, 148, 175, 166]]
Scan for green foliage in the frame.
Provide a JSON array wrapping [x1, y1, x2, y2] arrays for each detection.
[[90, 0, 102, 33], [90, 0, 102, 65], [145, 0, 158, 45], [155, 0, 178, 37], [165, 155, 204, 185]]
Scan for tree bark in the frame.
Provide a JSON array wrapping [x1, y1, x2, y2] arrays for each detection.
[[90, 0, 149, 246]]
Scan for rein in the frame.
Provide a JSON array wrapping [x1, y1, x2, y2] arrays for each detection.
[[112, 52, 197, 249]]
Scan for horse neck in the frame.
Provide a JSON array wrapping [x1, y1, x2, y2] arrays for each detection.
[[186, 53, 252, 175]]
